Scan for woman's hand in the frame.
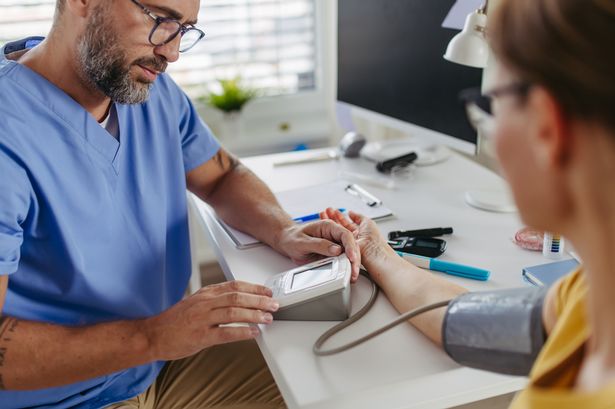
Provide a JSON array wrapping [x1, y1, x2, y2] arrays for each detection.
[[319, 208, 396, 275]]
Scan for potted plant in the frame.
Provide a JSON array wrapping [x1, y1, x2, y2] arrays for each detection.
[[201, 77, 257, 139]]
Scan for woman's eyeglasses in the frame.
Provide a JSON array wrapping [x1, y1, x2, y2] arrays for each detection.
[[460, 82, 532, 137]]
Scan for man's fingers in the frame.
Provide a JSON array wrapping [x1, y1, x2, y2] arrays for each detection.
[[313, 220, 361, 280], [201, 280, 273, 297], [211, 326, 261, 345], [208, 307, 274, 326], [210, 292, 279, 312], [300, 236, 343, 257]]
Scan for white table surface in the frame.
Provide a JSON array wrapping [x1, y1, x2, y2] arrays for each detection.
[[192, 145, 552, 409]]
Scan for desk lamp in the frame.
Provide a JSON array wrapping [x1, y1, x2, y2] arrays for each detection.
[[444, 2, 489, 68], [443, 0, 516, 213]]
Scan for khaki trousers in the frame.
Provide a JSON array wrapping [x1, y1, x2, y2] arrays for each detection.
[[106, 340, 286, 409]]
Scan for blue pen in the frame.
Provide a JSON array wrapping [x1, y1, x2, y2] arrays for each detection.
[[396, 251, 490, 281], [293, 208, 346, 223]]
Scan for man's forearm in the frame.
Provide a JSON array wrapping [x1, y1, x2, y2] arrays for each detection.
[[0, 315, 151, 390], [205, 163, 293, 253]]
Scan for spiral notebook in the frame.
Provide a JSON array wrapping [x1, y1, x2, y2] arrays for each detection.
[[214, 180, 393, 249]]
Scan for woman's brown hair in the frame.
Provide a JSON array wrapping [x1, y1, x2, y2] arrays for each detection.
[[489, 0, 615, 130]]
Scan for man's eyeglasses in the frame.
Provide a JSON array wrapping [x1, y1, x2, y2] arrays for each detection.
[[460, 82, 532, 137], [129, 0, 205, 53]]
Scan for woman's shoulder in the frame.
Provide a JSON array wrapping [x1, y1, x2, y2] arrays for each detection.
[[554, 268, 586, 317]]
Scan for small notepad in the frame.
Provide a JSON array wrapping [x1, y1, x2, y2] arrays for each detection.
[[215, 180, 393, 249], [522, 259, 579, 287]]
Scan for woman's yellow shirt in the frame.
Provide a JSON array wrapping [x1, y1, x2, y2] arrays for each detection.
[[510, 269, 615, 408]]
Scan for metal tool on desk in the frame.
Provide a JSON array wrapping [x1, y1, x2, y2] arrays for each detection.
[[273, 132, 367, 167], [344, 183, 382, 207], [273, 150, 340, 167]]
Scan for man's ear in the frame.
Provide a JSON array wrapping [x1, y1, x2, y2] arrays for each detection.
[[526, 87, 572, 170], [64, 0, 94, 18]]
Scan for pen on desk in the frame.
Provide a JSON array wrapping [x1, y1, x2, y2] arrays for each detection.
[[293, 208, 346, 223], [396, 251, 490, 281]]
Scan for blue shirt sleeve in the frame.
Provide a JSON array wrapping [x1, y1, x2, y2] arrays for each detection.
[[0, 45, 11, 71], [0, 151, 31, 275], [159, 75, 221, 172]]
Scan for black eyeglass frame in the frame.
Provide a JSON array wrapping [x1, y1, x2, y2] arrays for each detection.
[[460, 82, 532, 116], [129, 0, 205, 53], [459, 82, 533, 138]]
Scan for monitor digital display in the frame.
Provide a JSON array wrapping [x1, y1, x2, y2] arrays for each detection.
[[290, 264, 336, 291], [337, 0, 482, 145]]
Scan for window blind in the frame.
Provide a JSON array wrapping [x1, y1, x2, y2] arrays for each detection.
[[0, 0, 318, 97]]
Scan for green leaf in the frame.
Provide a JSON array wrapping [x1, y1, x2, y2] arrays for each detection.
[[202, 77, 258, 113]]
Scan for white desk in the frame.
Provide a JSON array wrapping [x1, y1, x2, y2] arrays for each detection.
[[192, 146, 550, 409]]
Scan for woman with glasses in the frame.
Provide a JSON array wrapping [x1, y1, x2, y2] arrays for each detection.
[[323, 0, 615, 406]]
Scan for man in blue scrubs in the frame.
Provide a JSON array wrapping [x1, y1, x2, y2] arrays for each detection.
[[0, 1, 360, 408]]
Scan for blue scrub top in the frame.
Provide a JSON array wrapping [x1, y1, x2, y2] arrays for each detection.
[[0, 46, 220, 408]]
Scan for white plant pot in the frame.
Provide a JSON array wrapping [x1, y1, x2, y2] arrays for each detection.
[[218, 111, 243, 140]]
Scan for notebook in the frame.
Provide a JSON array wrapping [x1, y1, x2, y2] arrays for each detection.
[[214, 180, 393, 249], [522, 258, 579, 287]]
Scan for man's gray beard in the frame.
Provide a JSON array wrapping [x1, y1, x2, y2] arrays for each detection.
[[77, 6, 151, 105]]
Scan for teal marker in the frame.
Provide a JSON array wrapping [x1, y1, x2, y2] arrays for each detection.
[[396, 251, 490, 281]]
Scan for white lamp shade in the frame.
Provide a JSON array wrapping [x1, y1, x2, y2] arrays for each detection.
[[444, 10, 489, 69]]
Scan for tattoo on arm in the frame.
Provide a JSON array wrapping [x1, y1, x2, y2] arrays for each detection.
[[0, 316, 19, 390], [213, 150, 240, 173]]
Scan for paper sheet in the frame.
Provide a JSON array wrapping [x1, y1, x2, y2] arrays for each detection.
[[216, 180, 393, 249], [442, 0, 484, 30]]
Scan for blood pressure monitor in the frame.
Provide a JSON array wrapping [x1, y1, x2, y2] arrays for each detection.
[[265, 255, 352, 321]]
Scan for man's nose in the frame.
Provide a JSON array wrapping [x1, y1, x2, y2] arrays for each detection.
[[154, 35, 181, 63]]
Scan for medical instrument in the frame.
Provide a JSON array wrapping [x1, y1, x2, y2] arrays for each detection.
[[265, 255, 352, 321], [388, 227, 453, 240], [273, 132, 366, 167], [443, 287, 547, 376], [388, 237, 447, 258], [273, 150, 340, 167], [314, 276, 546, 376], [268, 257, 543, 373]]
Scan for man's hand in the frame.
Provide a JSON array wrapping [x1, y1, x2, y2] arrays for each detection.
[[275, 219, 361, 282], [143, 281, 279, 362], [319, 208, 394, 277]]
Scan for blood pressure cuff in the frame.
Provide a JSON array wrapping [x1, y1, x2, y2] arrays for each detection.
[[442, 287, 548, 376]]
